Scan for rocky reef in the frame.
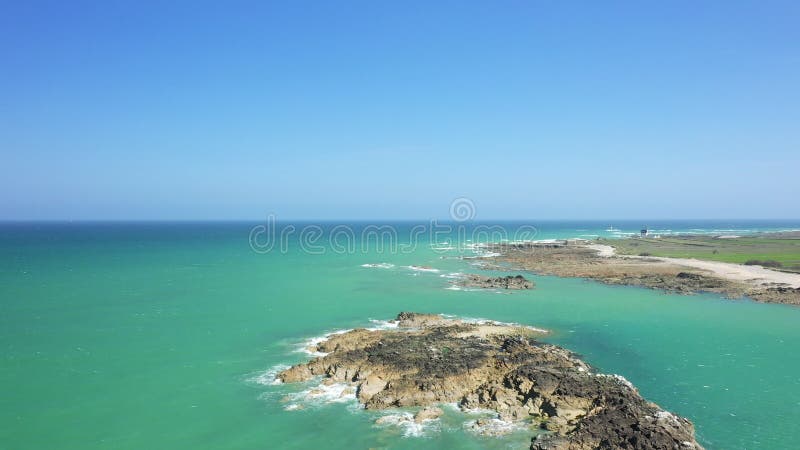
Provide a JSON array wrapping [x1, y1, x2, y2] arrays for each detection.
[[457, 274, 535, 290], [278, 312, 703, 449]]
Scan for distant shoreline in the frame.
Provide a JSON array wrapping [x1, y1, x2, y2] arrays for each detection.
[[482, 233, 800, 305]]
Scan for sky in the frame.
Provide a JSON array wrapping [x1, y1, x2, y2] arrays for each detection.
[[1, 1, 798, 220]]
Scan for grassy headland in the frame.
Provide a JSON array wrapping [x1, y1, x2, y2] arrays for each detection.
[[485, 233, 800, 305], [600, 232, 800, 273]]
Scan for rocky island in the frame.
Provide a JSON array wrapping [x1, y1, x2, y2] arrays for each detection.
[[278, 312, 703, 449], [456, 274, 535, 290]]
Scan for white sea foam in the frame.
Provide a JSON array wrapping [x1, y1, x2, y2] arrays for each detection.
[[463, 417, 521, 436], [439, 272, 466, 279], [367, 319, 400, 330], [596, 373, 635, 390], [249, 364, 291, 386], [457, 405, 497, 415], [446, 287, 486, 292], [443, 402, 462, 412], [654, 410, 682, 427], [282, 381, 358, 409], [296, 319, 408, 356], [374, 412, 440, 437], [296, 328, 353, 357], [407, 265, 440, 273], [462, 252, 501, 259], [297, 336, 332, 357], [361, 263, 395, 269]]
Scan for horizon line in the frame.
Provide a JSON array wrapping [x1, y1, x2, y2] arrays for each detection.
[[1, 218, 800, 223]]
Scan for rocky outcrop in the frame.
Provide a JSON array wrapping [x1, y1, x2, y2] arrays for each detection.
[[414, 406, 443, 422], [458, 274, 534, 290], [750, 286, 800, 304], [278, 313, 703, 449]]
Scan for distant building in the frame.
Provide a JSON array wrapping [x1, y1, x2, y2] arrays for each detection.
[[640, 227, 648, 237]]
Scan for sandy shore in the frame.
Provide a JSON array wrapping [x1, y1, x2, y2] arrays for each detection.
[[485, 242, 800, 305], [586, 244, 616, 258], [645, 256, 800, 288], [593, 244, 800, 289]]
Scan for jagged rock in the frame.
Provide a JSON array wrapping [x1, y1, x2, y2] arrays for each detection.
[[278, 313, 703, 449], [279, 364, 312, 383], [396, 311, 448, 327], [414, 406, 443, 423], [750, 286, 800, 304], [459, 274, 535, 289], [357, 375, 387, 402]]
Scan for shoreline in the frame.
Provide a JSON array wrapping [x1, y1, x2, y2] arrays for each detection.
[[481, 239, 800, 305], [586, 243, 800, 288]]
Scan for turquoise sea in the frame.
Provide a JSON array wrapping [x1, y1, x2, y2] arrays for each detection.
[[2, 220, 800, 449]]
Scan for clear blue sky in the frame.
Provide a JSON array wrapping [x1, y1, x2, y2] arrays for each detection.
[[1, 1, 798, 220]]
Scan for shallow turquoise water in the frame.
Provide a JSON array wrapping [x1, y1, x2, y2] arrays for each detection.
[[1, 221, 799, 449]]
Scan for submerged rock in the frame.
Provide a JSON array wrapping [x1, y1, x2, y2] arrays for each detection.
[[278, 312, 703, 449]]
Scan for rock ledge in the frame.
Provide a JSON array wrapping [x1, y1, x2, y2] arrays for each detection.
[[458, 274, 534, 290]]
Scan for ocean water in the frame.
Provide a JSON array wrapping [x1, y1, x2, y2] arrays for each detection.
[[2, 220, 800, 449]]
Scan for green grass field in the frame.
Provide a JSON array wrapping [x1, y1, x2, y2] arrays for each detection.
[[602, 234, 800, 273]]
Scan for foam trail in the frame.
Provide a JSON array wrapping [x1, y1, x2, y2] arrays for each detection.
[[407, 265, 440, 273], [367, 319, 400, 330], [464, 417, 521, 436], [361, 263, 395, 269], [296, 328, 353, 357], [374, 412, 439, 437], [249, 364, 291, 386]]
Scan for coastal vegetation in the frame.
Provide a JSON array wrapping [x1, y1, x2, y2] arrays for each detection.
[[601, 233, 800, 273], [486, 238, 800, 304]]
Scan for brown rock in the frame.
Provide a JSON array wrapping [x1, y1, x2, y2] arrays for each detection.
[[414, 406, 444, 423], [278, 313, 703, 450], [458, 274, 535, 290], [357, 375, 388, 403], [278, 365, 312, 383]]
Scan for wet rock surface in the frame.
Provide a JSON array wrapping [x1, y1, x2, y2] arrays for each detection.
[[751, 286, 800, 304], [458, 274, 535, 290], [278, 312, 703, 449]]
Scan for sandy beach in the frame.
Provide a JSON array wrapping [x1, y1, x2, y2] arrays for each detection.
[[591, 244, 800, 289], [486, 241, 800, 305]]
